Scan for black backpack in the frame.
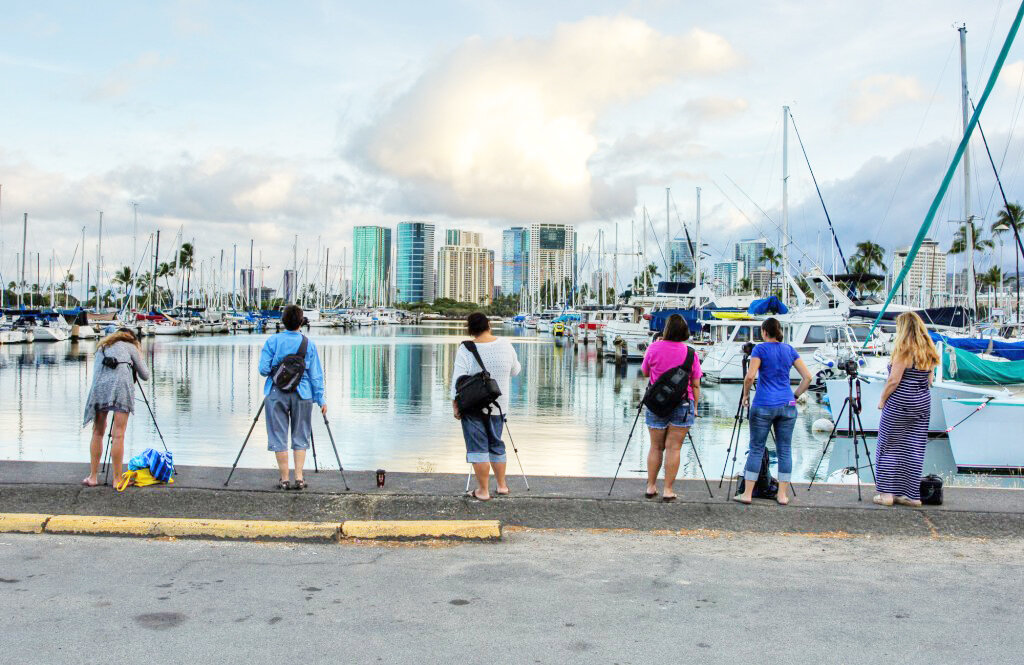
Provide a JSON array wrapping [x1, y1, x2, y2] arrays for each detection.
[[920, 474, 943, 505], [455, 341, 502, 416], [271, 335, 308, 393], [642, 346, 695, 417], [735, 449, 779, 499]]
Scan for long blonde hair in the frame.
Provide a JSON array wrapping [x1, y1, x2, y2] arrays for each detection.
[[97, 329, 140, 351], [891, 312, 939, 370]]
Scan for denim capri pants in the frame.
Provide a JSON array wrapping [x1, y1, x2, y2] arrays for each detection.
[[461, 414, 507, 464], [645, 400, 695, 429], [265, 386, 313, 452]]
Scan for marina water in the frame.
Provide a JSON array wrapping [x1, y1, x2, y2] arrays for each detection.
[[1, 322, 1019, 488]]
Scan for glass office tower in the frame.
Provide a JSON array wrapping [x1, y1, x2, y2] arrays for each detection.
[[501, 227, 529, 296], [396, 222, 435, 304], [352, 226, 392, 307]]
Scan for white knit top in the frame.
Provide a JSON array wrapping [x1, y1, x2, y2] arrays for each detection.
[[450, 338, 521, 413]]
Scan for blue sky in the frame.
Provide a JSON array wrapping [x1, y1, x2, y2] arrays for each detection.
[[2, 1, 1024, 290]]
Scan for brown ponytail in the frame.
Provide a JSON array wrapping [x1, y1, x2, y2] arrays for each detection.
[[761, 317, 783, 341]]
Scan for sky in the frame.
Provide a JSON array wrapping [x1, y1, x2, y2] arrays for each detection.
[[3, 0, 1024, 294]]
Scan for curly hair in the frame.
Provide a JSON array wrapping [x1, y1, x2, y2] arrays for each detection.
[[97, 329, 140, 351], [892, 311, 940, 370]]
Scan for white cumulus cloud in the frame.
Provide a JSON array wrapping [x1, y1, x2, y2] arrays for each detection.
[[352, 16, 740, 223], [842, 74, 926, 125]]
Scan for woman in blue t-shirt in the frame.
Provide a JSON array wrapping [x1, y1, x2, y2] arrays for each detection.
[[735, 317, 812, 505]]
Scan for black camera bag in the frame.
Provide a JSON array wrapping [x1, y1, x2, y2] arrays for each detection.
[[920, 474, 943, 505], [642, 346, 695, 418], [735, 448, 779, 499], [455, 341, 502, 416], [271, 335, 308, 393]]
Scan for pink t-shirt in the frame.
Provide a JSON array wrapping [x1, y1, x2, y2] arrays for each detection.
[[641, 340, 702, 400]]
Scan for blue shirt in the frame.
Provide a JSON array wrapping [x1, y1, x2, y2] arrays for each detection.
[[751, 342, 799, 408], [259, 331, 326, 405]]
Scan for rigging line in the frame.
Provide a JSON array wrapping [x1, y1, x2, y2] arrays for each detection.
[[645, 208, 670, 279], [668, 191, 699, 270], [974, 0, 1005, 94], [973, 100, 1024, 264], [787, 109, 848, 272], [751, 114, 782, 203], [874, 40, 958, 243]]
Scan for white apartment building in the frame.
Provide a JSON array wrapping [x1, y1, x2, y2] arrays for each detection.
[[437, 235, 493, 305], [890, 238, 947, 306], [528, 223, 575, 300]]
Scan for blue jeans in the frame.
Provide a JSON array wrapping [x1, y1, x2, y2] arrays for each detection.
[[461, 415, 507, 464], [745, 404, 797, 482], [645, 401, 695, 429]]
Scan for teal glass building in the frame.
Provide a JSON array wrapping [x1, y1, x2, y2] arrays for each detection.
[[352, 226, 392, 307], [501, 227, 529, 296], [396, 222, 435, 304]]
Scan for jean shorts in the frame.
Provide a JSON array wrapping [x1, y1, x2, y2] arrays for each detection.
[[461, 414, 507, 464], [645, 400, 695, 429]]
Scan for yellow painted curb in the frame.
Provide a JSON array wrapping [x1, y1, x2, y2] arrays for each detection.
[[342, 520, 501, 541], [45, 515, 340, 541], [0, 513, 51, 534]]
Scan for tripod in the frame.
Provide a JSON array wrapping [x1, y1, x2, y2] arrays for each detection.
[[608, 396, 713, 498], [464, 409, 529, 493], [224, 400, 349, 489], [808, 371, 875, 501], [719, 349, 752, 499], [101, 372, 170, 486]]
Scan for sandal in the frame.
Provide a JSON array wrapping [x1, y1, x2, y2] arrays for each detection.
[[466, 489, 490, 502], [894, 495, 922, 507], [872, 493, 894, 507], [496, 488, 510, 496], [277, 480, 290, 490], [644, 490, 658, 499], [293, 480, 307, 491], [732, 495, 752, 505], [662, 495, 677, 503]]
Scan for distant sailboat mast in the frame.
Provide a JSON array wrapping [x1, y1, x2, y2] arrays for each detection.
[[959, 24, 977, 317]]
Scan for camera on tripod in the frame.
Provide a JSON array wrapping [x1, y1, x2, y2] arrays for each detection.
[[838, 358, 859, 376], [741, 342, 756, 356]]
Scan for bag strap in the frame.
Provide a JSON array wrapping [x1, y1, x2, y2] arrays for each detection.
[[682, 345, 695, 372], [296, 335, 308, 359], [462, 340, 489, 374]]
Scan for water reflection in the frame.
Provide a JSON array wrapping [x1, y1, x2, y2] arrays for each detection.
[[0, 325, 1020, 488]]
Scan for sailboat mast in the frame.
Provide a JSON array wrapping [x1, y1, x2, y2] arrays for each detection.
[[20, 212, 27, 308], [80, 226, 86, 306], [782, 105, 790, 305], [960, 24, 976, 316], [96, 211, 103, 310], [695, 186, 702, 291], [131, 202, 138, 311]]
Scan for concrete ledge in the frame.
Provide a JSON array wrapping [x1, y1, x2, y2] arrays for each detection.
[[0, 513, 50, 534], [342, 519, 501, 541], [44, 515, 341, 541]]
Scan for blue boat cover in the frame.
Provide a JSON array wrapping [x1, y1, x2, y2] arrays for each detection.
[[747, 296, 789, 315], [929, 332, 1024, 362]]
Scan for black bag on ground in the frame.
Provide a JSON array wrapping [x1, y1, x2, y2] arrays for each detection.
[[455, 341, 502, 416], [735, 449, 779, 499], [920, 474, 943, 505], [642, 346, 695, 417], [271, 335, 309, 393]]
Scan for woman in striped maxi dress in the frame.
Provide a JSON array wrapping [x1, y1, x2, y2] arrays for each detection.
[[874, 312, 940, 507]]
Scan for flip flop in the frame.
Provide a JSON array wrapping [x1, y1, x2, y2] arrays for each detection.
[[495, 488, 510, 496], [662, 495, 677, 503], [466, 489, 490, 502], [293, 480, 307, 491], [644, 491, 658, 499]]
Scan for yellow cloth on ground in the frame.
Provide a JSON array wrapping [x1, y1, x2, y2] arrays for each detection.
[[115, 468, 174, 492]]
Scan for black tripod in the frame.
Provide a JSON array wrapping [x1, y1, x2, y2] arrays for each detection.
[[608, 394, 713, 498], [101, 371, 170, 486], [808, 370, 875, 501], [224, 401, 349, 489], [464, 409, 529, 493]]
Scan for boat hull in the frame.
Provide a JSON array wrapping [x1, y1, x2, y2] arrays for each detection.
[[942, 398, 1024, 469]]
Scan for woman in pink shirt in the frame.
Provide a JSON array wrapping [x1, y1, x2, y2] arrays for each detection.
[[640, 314, 702, 501]]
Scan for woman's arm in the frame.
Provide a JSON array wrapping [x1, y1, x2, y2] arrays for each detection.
[[741, 357, 761, 406], [450, 346, 471, 419], [128, 344, 151, 381], [258, 337, 275, 377], [307, 343, 326, 409], [877, 361, 907, 409], [792, 358, 812, 399]]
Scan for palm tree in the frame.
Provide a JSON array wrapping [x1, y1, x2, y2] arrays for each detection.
[[949, 221, 995, 305], [853, 241, 885, 274], [178, 243, 195, 304], [111, 266, 134, 306], [642, 263, 660, 292], [670, 261, 693, 282], [994, 203, 1022, 315], [738, 277, 752, 293], [761, 247, 781, 296]]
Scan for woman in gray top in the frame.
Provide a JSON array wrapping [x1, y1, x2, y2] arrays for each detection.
[[82, 328, 151, 487]]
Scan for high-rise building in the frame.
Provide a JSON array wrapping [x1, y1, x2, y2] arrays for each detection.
[[352, 226, 392, 307], [438, 242, 493, 305], [396, 222, 435, 304], [282, 269, 297, 304], [749, 267, 773, 295], [891, 238, 946, 306], [528, 223, 575, 300], [501, 227, 530, 296], [735, 238, 768, 277], [713, 261, 744, 294], [239, 268, 256, 305], [446, 229, 481, 247], [669, 237, 696, 280]]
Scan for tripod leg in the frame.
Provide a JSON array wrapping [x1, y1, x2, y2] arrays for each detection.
[[501, 415, 529, 491], [465, 471, 472, 493], [321, 415, 349, 491], [853, 410, 876, 483], [135, 379, 169, 453], [608, 405, 645, 496], [727, 407, 745, 500], [686, 432, 714, 498], [719, 407, 742, 487], [102, 425, 113, 486], [224, 400, 265, 487], [311, 431, 319, 473], [807, 399, 847, 490]]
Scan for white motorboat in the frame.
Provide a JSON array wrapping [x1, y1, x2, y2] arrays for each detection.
[[32, 317, 71, 342], [942, 397, 1024, 470]]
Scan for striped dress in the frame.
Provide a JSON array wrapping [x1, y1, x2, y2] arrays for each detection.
[[875, 364, 931, 500]]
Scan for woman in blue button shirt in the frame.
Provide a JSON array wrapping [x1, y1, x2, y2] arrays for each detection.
[[259, 305, 326, 490], [736, 317, 812, 505]]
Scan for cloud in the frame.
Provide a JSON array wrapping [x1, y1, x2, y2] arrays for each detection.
[[351, 16, 740, 223], [1002, 60, 1024, 91], [842, 74, 926, 125], [681, 96, 749, 122], [85, 51, 175, 101]]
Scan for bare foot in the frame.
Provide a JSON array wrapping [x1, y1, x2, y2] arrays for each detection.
[[645, 485, 658, 499], [732, 494, 752, 505], [776, 494, 790, 506], [81, 477, 99, 487], [496, 486, 510, 496], [872, 493, 894, 507], [894, 495, 922, 507]]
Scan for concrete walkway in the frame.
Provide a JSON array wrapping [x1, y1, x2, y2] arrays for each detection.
[[2, 460, 1022, 537]]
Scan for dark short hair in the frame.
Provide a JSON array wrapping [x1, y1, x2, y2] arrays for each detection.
[[662, 314, 690, 342], [466, 312, 490, 336], [761, 317, 783, 341], [282, 305, 304, 331]]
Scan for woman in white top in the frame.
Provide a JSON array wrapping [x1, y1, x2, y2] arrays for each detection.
[[451, 312, 521, 501]]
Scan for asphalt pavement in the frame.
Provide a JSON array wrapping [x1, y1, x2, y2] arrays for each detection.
[[1, 529, 1021, 664]]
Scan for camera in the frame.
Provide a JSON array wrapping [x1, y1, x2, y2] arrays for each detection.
[[741, 342, 756, 356], [839, 358, 859, 376]]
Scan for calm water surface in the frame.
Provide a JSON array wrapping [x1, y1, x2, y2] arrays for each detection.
[[1, 322, 1019, 488]]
